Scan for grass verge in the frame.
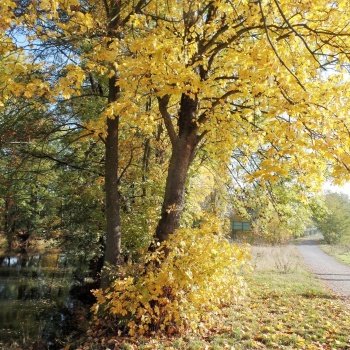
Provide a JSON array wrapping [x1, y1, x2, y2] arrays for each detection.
[[319, 241, 350, 267], [296, 233, 350, 267], [76, 244, 350, 349]]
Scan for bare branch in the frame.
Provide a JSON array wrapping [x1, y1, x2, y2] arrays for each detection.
[[157, 95, 177, 148], [197, 89, 240, 124], [273, 0, 324, 69], [24, 151, 104, 177], [258, 0, 306, 92]]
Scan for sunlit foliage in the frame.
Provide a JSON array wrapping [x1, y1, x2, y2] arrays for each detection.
[[92, 216, 249, 335], [2, 0, 350, 339]]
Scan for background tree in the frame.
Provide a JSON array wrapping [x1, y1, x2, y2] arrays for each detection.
[[1, 0, 162, 282], [228, 148, 318, 244], [0, 81, 107, 253], [316, 192, 350, 244]]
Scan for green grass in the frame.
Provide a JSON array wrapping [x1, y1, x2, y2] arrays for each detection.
[[75, 244, 350, 349], [321, 243, 350, 266], [232, 273, 349, 349], [318, 233, 350, 267]]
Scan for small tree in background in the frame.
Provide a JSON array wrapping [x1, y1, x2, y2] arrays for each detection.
[[316, 192, 350, 244]]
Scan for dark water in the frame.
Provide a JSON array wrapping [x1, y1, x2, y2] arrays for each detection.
[[0, 253, 86, 349]]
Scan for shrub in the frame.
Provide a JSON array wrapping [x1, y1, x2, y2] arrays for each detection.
[[92, 216, 249, 335]]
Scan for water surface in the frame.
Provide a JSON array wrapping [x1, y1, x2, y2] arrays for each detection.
[[0, 252, 82, 349]]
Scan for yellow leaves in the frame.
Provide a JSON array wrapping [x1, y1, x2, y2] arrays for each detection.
[[3, 0, 349, 191], [38, 0, 53, 11], [103, 101, 136, 119], [23, 88, 34, 99], [2, 0, 16, 8], [129, 14, 148, 30], [21, 80, 50, 99], [75, 11, 94, 29], [92, 216, 249, 336], [0, 0, 16, 27], [51, 65, 86, 99], [58, 0, 80, 6]]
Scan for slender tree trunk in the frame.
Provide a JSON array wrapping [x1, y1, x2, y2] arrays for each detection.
[[100, 0, 123, 289], [101, 74, 122, 289], [103, 117, 121, 263], [4, 196, 12, 249], [155, 94, 199, 242]]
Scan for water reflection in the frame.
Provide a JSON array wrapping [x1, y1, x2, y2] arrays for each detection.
[[0, 252, 82, 349]]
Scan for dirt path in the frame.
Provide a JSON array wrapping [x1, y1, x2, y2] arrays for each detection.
[[297, 237, 350, 300]]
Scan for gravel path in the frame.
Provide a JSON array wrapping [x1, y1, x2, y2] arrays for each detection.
[[297, 237, 350, 300]]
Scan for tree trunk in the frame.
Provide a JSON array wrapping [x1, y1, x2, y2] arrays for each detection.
[[101, 74, 121, 288], [155, 94, 199, 242], [100, 0, 123, 289]]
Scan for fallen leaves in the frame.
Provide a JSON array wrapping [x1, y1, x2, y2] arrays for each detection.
[[74, 270, 350, 349]]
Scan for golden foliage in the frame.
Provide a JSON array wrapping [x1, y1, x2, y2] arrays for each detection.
[[2, 0, 350, 188], [92, 216, 249, 335]]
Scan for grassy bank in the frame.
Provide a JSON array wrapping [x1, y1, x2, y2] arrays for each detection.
[[319, 233, 350, 267], [76, 244, 350, 349], [320, 243, 350, 267]]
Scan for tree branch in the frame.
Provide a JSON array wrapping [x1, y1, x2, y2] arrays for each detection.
[[157, 95, 177, 148], [197, 89, 241, 125], [273, 0, 324, 69], [23, 151, 104, 177], [258, 0, 306, 92]]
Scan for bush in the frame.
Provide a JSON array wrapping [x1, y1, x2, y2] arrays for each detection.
[[323, 230, 341, 245], [92, 216, 250, 335]]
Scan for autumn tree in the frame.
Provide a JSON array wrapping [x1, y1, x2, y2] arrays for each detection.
[[125, 0, 350, 243], [228, 146, 320, 243], [2, 0, 350, 288], [0, 1, 147, 281]]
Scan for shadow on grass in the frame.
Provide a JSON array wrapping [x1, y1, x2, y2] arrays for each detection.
[[300, 291, 339, 299]]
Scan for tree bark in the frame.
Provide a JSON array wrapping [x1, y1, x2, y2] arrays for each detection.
[[103, 119, 121, 252], [101, 0, 148, 287], [101, 73, 122, 289], [155, 94, 199, 242], [99, 0, 123, 289]]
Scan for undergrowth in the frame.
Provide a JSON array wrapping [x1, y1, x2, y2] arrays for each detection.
[[73, 244, 350, 349], [92, 217, 249, 336]]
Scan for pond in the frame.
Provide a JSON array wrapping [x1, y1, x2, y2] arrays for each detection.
[[0, 252, 90, 349]]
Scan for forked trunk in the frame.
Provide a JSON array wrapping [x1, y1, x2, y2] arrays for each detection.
[[155, 94, 199, 242]]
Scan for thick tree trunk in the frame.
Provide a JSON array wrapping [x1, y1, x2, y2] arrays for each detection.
[[155, 133, 197, 242], [155, 94, 199, 242]]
